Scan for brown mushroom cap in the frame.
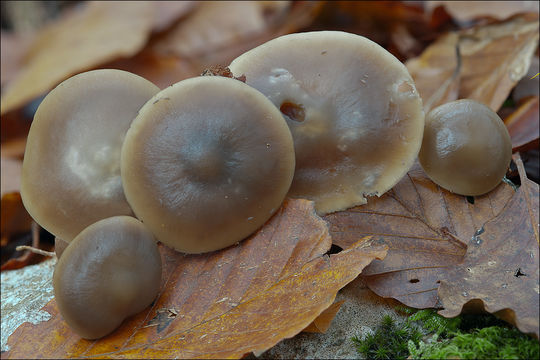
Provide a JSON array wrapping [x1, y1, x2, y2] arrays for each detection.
[[229, 31, 425, 214], [121, 76, 295, 253], [21, 69, 160, 241], [418, 99, 512, 196], [53, 216, 161, 340]]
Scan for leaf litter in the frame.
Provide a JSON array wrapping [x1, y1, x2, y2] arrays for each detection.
[[3, 199, 387, 358]]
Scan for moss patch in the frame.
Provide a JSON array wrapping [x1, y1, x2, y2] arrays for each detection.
[[352, 308, 539, 360]]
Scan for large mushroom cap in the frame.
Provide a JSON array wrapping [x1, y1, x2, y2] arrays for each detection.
[[53, 216, 162, 340], [21, 69, 160, 241], [229, 31, 425, 214], [121, 76, 295, 254], [419, 99, 512, 196]]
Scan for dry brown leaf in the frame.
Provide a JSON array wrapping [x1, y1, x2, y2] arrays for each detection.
[[426, 1, 540, 23], [103, 49, 199, 90], [1, 222, 49, 272], [0, 1, 154, 115], [1, 157, 31, 238], [504, 96, 540, 152], [0, 31, 35, 87], [1, 157, 22, 197], [4, 199, 387, 359], [150, 1, 322, 72], [0, 138, 26, 160], [406, 13, 540, 112], [302, 300, 345, 334], [152, 1, 290, 58], [438, 154, 539, 338], [325, 162, 515, 309], [151, 1, 198, 33]]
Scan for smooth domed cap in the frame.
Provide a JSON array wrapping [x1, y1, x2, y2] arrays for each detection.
[[121, 76, 295, 253], [53, 216, 162, 340], [229, 31, 425, 214], [21, 69, 160, 241], [419, 99, 512, 196]]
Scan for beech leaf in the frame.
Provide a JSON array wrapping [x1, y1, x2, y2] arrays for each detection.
[[325, 162, 515, 309], [503, 95, 540, 152], [406, 13, 539, 112], [437, 154, 539, 338], [3, 199, 387, 359], [1, 157, 31, 238], [0, 1, 154, 115]]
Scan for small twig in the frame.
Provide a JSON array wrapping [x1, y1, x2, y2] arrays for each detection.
[[15, 245, 56, 257]]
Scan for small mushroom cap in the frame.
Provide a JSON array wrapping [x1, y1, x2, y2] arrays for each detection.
[[419, 99, 512, 196], [121, 76, 295, 253], [21, 69, 160, 241], [229, 31, 425, 214], [53, 216, 162, 340]]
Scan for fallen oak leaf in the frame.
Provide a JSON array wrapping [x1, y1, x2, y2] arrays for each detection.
[[3, 199, 387, 359], [437, 154, 539, 338], [324, 162, 515, 309]]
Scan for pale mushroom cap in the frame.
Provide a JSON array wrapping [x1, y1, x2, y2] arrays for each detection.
[[121, 76, 295, 254], [419, 99, 512, 196], [53, 216, 162, 340], [21, 69, 160, 241], [229, 31, 425, 214]]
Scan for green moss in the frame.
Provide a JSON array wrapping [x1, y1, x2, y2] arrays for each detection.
[[353, 308, 539, 360], [352, 314, 422, 360], [409, 326, 539, 359]]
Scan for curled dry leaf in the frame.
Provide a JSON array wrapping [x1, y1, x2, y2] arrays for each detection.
[[4, 199, 387, 359], [325, 162, 515, 309], [0, 1, 154, 115], [406, 13, 540, 112], [504, 95, 540, 152], [438, 154, 539, 339]]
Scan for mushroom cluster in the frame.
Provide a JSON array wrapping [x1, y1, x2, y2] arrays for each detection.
[[22, 31, 437, 339]]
